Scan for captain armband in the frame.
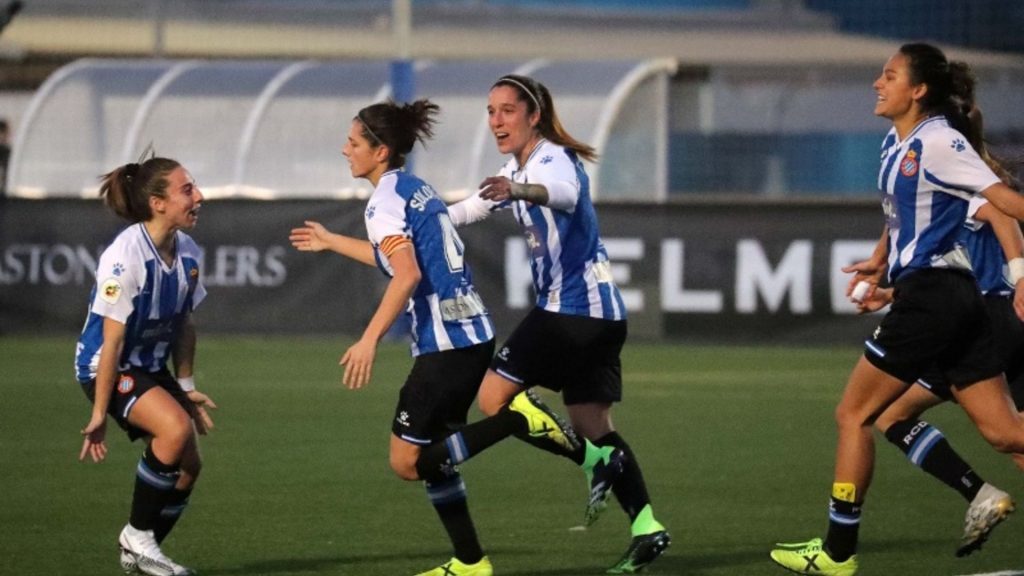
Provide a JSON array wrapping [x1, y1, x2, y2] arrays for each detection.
[[380, 235, 412, 258]]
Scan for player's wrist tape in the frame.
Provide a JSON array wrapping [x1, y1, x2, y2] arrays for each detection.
[[1009, 257, 1024, 285], [177, 376, 196, 392]]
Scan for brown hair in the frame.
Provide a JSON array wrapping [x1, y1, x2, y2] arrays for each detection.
[[356, 99, 439, 169], [98, 157, 181, 222], [492, 74, 597, 163]]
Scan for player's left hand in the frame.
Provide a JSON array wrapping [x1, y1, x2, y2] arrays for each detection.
[[187, 390, 218, 434], [79, 413, 108, 463], [340, 338, 377, 390]]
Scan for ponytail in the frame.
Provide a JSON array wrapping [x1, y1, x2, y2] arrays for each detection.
[[99, 157, 181, 222], [356, 99, 440, 169]]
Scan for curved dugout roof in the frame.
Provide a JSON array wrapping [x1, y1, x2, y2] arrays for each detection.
[[8, 57, 677, 201]]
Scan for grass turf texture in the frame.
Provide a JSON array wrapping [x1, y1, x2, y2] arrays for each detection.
[[1, 336, 1022, 575]]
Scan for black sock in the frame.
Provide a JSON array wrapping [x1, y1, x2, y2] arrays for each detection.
[[884, 419, 984, 502], [416, 410, 522, 479], [824, 498, 861, 562], [425, 472, 483, 565], [596, 431, 651, 521], [154, 487, 192, 543], [129, 447, 180, 531]]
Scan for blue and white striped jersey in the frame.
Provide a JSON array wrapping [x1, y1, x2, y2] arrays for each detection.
[[450, 140, 625, 320], [963, 197, 1014, 296], [878, 116, 1001, 283], [366, 170, 494, 357], [76, 223, 206, 383]]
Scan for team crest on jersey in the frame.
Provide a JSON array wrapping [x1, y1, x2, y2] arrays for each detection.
[[117, 375, 135, 394], [100, 278, 123, 304], [190, 267, 199, 279], [900, 150, 918, 177]]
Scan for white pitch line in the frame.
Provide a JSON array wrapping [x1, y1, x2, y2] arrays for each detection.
[[950, 565, 1024, 569], [955, 571, 1024, 576]]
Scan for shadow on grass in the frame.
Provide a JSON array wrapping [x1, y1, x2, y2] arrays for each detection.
[[199, 550, 443, 575], [188, 537, 957, 576]]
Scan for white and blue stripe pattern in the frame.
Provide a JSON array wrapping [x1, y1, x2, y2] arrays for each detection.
[[366, 170, 495, 357], [828, 508, 861, 526], [962, 199, 1013, 296], [498, 140, 626, 320], [444, 432, 470, 465], [907, 425, 944, 467], [877, 116, 1001, 283], [425, 474, 467, 505], [76, 224, 205, 383], [136, 458, 178, 491]]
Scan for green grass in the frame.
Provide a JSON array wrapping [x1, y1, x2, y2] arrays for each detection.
[[1, 336, 1022, 576]]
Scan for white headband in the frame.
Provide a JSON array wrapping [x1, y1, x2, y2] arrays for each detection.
[[499, 77, 543, 113], [357, 112, 383, 145]]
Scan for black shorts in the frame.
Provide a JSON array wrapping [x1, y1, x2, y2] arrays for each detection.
[[491, 307, 626, 405], [81, 367, 190, 441], [392, 340, 495, 445], [917, 294, 1024, 408], [864, 269, 1002, 388]]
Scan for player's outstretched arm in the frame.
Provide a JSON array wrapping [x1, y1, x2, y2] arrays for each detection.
[[290, 220, 375, 266]]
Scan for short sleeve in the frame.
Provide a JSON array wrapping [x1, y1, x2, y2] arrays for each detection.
[[90, 245, 141, 324], [365, 187, 410, 246], [920, 131, 1001, 196]]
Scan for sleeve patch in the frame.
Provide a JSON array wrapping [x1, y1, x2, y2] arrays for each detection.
[[99, 278, 123, 305]]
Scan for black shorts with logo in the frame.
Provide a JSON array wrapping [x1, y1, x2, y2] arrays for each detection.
[[392, 340, 495, 445], [491, 307, 626, 406], [81, 367, 191, 441], [864, 268, 1002, 388], [916, 293, 1024, 408]]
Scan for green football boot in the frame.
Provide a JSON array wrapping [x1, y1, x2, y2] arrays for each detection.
[[509, 389, 580, 452], [607, 529, 671, 574], [769, 537, 857, 576], [414, 556, 493, 576]]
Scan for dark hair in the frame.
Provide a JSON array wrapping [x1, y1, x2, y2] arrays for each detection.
[[899, 43, 1018, 189], [899, 43, 976, 145], [492, 74, 597, 163], [98, 157, 181, 222], [355, 99, 439, 169]]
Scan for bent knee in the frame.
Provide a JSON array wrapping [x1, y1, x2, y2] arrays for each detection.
[[478, 395, 504, 417], [389, 455, 420, 481]]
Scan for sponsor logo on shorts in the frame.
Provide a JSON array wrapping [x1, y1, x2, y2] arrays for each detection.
[[497, 346, 510, 361], [117, 375, 135, 394], [396, 411, 410, 427]]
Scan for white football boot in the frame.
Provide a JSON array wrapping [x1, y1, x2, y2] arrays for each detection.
[[957, 483, 1015, 557], [118, 525, 196, 576]]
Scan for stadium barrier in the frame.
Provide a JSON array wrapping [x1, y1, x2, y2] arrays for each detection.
[[0, 198, 884, 345]]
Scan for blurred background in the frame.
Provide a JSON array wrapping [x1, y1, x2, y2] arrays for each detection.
[[1, 0, 1022, 341]]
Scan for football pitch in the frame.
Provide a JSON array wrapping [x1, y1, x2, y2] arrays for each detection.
[[2, 335, 1022, 576]]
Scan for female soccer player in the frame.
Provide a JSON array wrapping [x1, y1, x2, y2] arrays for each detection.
[[860, 104, 1024, 559], [864, 194, 1022, 558], [290, 99, 577, 576], [770, 43, 1024, 576], [77, 156, 216, 576], [444, 74, 670, 574]]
